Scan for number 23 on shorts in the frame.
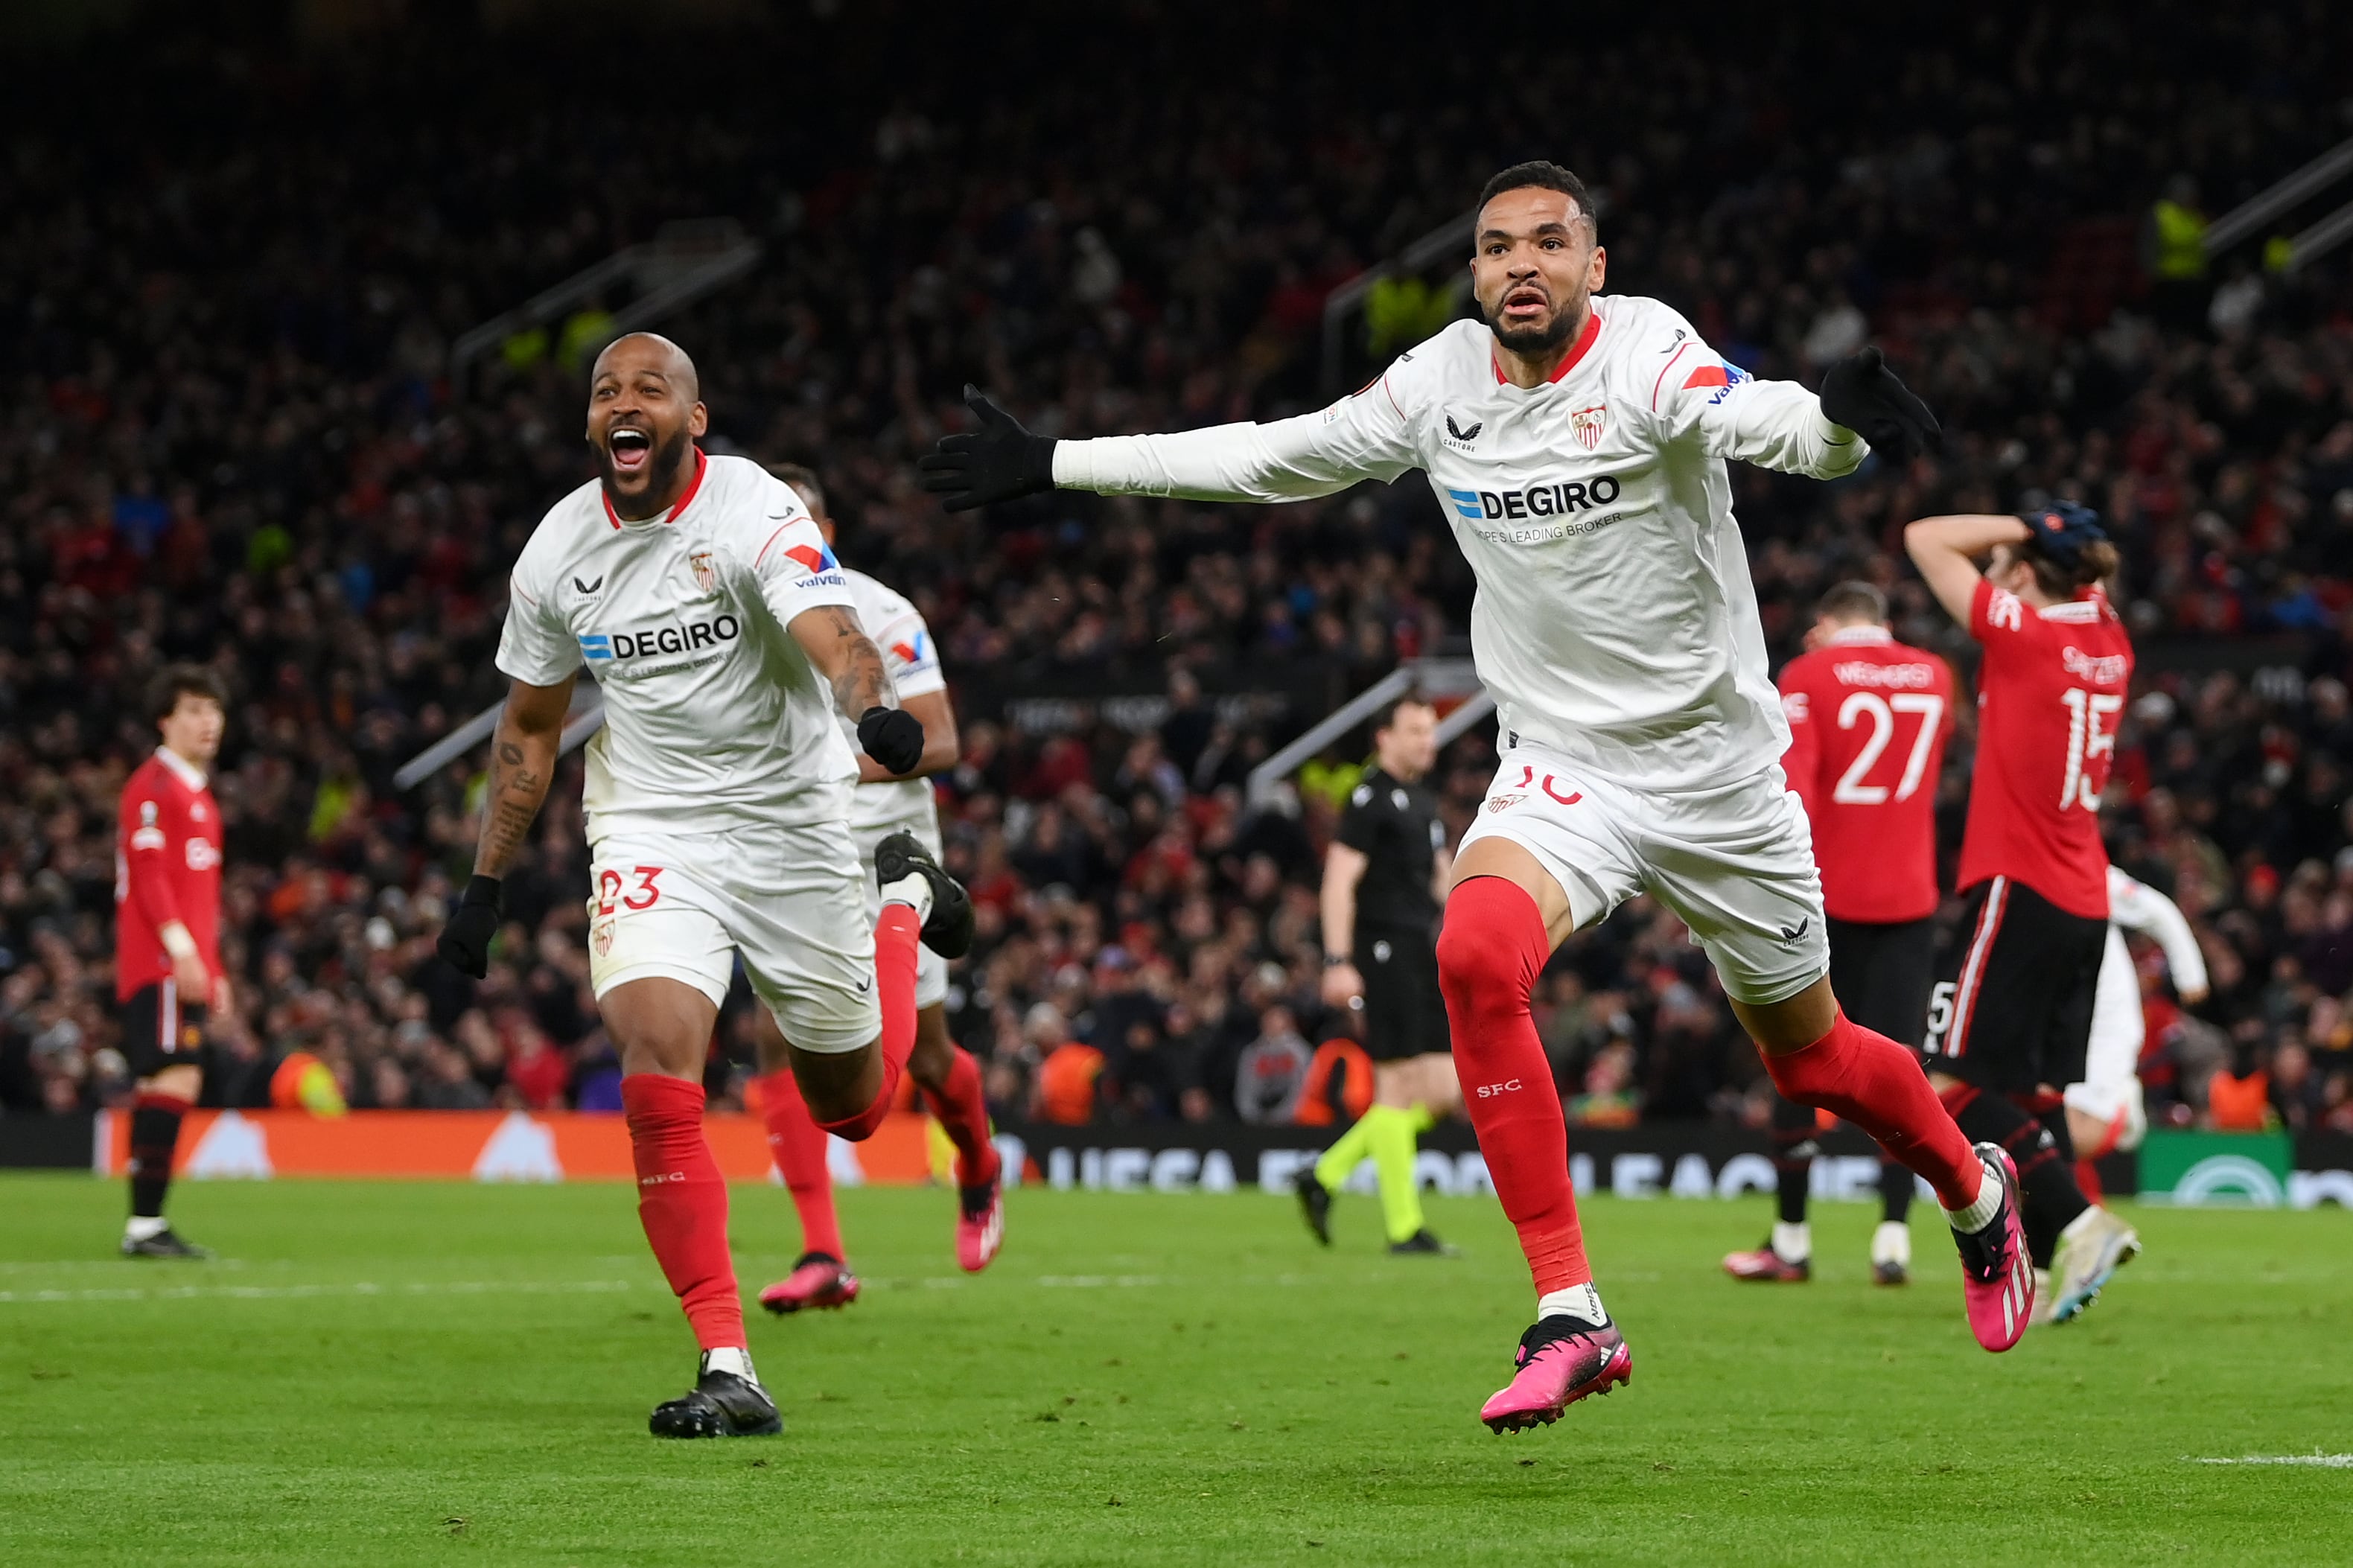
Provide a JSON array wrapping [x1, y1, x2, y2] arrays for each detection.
[[594, 865, 665, 917]]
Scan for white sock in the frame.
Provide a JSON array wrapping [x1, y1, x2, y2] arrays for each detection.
[[1871, 1220, 1911, 1268], [880, 871, 933, 923], [1942, 1154, 2002, 1234], [701, 1345, 756, 1383], [1537, 1281, 1608, 1329], [1771, 1221, 1811, 1263], [124, 1215, 168, 1242]]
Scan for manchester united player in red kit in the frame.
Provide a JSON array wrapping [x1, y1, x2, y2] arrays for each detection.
[[115, 666, 232, 1258], [1907, 503, 2142, 1324], [1725, 583, 1954, 1286]]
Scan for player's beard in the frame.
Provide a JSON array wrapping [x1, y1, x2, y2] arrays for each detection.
[[1483, 294, 1582, 357], [597, 424, 695, 512]]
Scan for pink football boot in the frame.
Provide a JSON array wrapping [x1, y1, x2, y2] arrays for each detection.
[[758, 1252, 861, 1315], [1479, 1317, 1632, 1433], [956, 1176, 1004, 1273], [1952, 1143, 2035, 1351]]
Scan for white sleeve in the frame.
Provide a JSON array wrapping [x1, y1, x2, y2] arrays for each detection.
[[1054, 368, 1421, 500], [870, 603, 945, 699], [493, 549, 582, 687], [1652, 331, 1867, 479], [2107, 868, 2208, 994], [751, 511, 857, 628]]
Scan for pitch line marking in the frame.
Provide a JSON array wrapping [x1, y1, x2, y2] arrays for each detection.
[[2188, 1454, 2353, 1467], [0, 1278, 636, 1306]]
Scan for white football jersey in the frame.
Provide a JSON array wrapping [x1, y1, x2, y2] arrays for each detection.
[[496, 452, 861, 844], [832, 565, 947, 839], [1054, 296, 1868, 791]]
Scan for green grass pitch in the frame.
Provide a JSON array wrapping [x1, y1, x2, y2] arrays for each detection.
[[1, 1174, 2348, 1566]]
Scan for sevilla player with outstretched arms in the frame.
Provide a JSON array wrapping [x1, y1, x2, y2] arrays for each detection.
[[926, 161, 2036, 1431], [436, 334, 977, 1438], [1724, 581, 1954, 1287], [1906, 501, 2144, 1326]]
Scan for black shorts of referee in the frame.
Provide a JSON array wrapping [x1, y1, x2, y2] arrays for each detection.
[[1355, 921, 1449, 1063]]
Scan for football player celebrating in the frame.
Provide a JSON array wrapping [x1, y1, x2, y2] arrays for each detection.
[[926, 162, 2031, 1433], [1905, 502, 2143, 1325], [438, 334, 972, 1438], [1724, 582, 1953, 1287], [749, 462, 1003, 1316]]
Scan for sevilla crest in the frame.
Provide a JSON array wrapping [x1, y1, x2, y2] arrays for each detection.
[[1570, 405, 1607, 451], [689, 549, 718, 594]]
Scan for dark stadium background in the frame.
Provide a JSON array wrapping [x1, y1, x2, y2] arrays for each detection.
[[3, 0, 2350, 1148]]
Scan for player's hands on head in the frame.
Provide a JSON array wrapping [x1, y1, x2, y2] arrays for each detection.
[[2016, 500, 2107, 569], [1819, 346, 1942, 462], [859, 707, 926, 776], [916, 386, 1057, 513], [436, 875, 503, 978]]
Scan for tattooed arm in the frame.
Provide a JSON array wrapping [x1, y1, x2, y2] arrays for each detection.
[[788, 605, 895, 719], [473, 675, 576, 878]]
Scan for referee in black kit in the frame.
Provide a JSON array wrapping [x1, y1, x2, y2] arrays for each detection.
[[1296, 695, 1461, 1254]]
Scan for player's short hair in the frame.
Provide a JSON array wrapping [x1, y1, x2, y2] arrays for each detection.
[[1476, 161, 1599, 240], [2012, 533, 2121, 598], [767, 460, 827, 519], [1370, 692, 1436, 738], [1815, 581, 1888, 626], [148, 663, 226, 724]]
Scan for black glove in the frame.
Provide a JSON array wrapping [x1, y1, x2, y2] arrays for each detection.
[[436, 874, 503, 978], [1818, 346, 1941, 462], [915, 385, 1057, 513], [859, 706, 926, 775], [2018, 500, 2107, 570]]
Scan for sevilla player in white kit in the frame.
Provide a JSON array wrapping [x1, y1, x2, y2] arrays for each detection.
[[925, 162, 2035, 1430], [748, 462, 1004, 1315], [2068, 865, 2208, 1194], [436, 334, 977, 1438]]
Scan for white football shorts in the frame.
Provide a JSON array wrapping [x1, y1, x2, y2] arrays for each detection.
[[856, 806, 949, 1010], [2063, 924, 2147, 1150], [585, 803, 881, 1054], [1458, 740, 1830, 1005]]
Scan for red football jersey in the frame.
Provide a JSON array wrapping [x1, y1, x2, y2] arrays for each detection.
[[1780, 628, 1955, 923], [115, 748, 224, 1001], [1956, 579, 2133, 920]]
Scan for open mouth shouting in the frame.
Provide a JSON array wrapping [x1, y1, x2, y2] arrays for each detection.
[[607, 424, 654, 477], [1500, 281, 1552, 325]]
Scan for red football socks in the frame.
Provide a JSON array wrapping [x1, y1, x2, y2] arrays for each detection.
[[754, 1068, 844, 1261], [814, 904, 922, 1142], [1766, 1011, 1982, 1211], [620, 1074, 743, 1351], [918, 1045, 1001, 1188], [1436, 876, 1591, 1296]]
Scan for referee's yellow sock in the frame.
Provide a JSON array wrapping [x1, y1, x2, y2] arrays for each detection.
[[1365, 1106, 1426, 1244], [1313, 1112, 1375, 1193]]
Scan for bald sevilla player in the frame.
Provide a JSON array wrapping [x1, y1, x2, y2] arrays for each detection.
[[115, 664, 232, 1259], [748, 462, 1002, 1318], [1907, 501, 2143, 1326], [435, 334, 973, 1438], [1724, 581, 1954, 1287], [925, 160, 2035, 1432]]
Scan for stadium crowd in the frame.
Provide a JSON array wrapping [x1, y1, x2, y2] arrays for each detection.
[[4, 3, 2352, 1140]]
